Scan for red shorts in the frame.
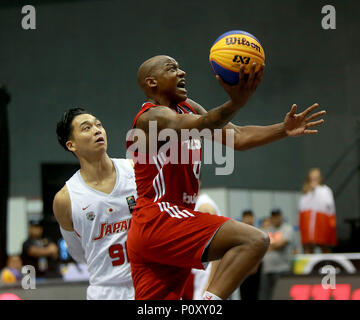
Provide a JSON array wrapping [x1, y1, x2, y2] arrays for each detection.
[[126, 202, 230, 300]]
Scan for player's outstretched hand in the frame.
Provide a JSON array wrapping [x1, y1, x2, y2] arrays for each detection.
[[216, 62, 265, 108], [284, 103, 326, 137]]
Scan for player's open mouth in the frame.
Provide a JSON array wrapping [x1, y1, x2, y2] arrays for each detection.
[[177, 80, 186, 92], [95, 137, 105, 144]]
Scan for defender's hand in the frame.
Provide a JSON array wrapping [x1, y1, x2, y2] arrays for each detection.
[[216, 63, 265, 107], [284, 103, 326, 137]]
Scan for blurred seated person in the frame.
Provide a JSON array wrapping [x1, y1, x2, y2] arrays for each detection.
[[21, 220, 60, 279], [242, 209, 255, 226], [238, 209, 262, 300], [0, 255, 22, 284], [259, 208, 294, 300], [261, 217, 271, 230]]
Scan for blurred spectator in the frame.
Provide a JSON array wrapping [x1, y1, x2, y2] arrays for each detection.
[[239, 209, 262, 300], [242, 209, 255, 226], [57, 238, 72, 263], [261, 217, 271, 230], [57, 237, 90, 282], [298, 168, 337, 253], [259, 208, 294, 300], [0, 255, 22, 284], [21, 220, 60, 278]]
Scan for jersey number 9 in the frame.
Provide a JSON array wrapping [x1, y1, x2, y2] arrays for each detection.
[[108, 243, 126, 266]]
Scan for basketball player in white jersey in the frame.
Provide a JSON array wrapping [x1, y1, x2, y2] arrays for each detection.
[[53, 108, 137, 300]]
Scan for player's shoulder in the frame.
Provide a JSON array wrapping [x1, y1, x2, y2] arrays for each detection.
[[134, 104, 163, 126], [53, 185, 71, 210], [136, 105, 176, 131], [185, 98, 206, 115], [139, 105, 172, 119], [53, 185, 73, 229], [111, 157, 135, 169]]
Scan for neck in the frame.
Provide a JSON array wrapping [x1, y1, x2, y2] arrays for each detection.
[[78, 153, 114, 184]]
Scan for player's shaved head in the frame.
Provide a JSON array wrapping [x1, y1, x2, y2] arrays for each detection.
[[137, 55, 174, 91]]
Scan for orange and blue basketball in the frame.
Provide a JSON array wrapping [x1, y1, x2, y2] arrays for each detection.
[[1, 268, 18, 284], [209, 30, 266, 85]]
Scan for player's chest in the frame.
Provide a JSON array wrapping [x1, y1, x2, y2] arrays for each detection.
[[78, 192, 136, 224], [85, 176, 117, 195]]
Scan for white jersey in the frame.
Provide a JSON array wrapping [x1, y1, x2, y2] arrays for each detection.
[[299, 185, 335, 215], [65, 158, 137, 291]]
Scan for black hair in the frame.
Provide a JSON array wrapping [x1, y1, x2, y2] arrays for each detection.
[[29, 219, 42, 227], [271, 208, 282, 216], [242, 209, 254, 217], [56, 107, 90, 151]]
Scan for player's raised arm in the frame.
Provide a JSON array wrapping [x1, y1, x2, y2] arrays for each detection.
[[187, 98, 326, 151], [136, 56, 264, 133]]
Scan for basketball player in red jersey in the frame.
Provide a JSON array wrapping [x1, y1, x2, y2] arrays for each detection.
[[126, 55, 326, 300]]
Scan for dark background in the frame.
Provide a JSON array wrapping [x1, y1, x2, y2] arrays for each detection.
[[0, 0, 359, 243]]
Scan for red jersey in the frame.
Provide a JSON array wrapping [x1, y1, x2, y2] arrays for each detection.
[[127, 101, 201, 222], [126, 100, 231, 299]]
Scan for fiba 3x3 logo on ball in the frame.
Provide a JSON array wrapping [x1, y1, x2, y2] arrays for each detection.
[[209, 30, 266, 85]]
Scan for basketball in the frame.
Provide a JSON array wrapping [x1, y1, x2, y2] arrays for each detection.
[[1, 269, 17, 284], [209, 30, 266, 85]]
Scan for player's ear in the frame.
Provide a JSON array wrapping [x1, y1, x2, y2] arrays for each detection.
[[145, 77, 157, 88], [66, 140, 76, 153]]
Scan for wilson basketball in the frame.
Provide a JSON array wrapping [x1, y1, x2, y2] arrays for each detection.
[[209, 30, 265, 84]]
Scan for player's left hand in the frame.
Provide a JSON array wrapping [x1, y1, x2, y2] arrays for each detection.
[[283, 103, 326, 137]]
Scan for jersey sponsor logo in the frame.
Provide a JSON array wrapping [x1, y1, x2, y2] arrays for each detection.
[[126, 195, 136, 213], [93, 219, 130, 241], [183, 192, 197, 204], [82, 204, 91, 210], [203, 292, 213, 300], [86, 211, 95, 221]]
